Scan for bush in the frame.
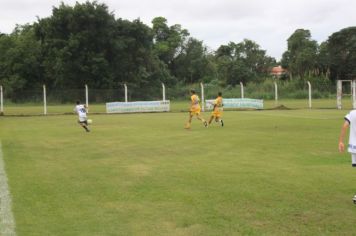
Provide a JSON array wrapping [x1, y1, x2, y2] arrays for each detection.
[[243, 77, 334, 99]]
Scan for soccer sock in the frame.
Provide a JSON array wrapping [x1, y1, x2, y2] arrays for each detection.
[[185, 122, 191, 129], [352, 154, 356, 167]]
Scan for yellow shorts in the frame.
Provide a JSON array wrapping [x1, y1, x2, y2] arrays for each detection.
[[212, 111, 222, 118], [212, 107, 223, 117], [190, 107, 201, 115]]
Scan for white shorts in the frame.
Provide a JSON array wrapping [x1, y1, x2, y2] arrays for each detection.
[[78, 117, 87, 122]]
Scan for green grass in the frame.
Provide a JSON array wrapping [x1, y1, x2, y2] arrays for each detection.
[[0, 109, 356, 235]]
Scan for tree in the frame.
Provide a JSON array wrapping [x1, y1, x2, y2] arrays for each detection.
[[0, 24, 41, 100], [215, 40, 275, 85], [235, 39, 275, 74], [316, 41, 330, 77], [325, 27, 356, 81], [111, 18, 173, 98], [33, 1, 169, 94], [34, 1, 117, 88], [171, 38, 215, 83], [281, 29, 318, 78], [152, 17, 189, 67]]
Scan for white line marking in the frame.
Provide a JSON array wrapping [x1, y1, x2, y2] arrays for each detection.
[[0, 142, 16, 236]]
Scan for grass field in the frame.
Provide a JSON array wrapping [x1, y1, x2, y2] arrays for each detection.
[[1, 108, 356, 235]]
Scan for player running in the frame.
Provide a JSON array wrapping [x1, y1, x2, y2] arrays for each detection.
[[185, 89, 208, 129], [208, 92, 224, 127], [338, 110, 356, 203], [74, 100, 90, 132]]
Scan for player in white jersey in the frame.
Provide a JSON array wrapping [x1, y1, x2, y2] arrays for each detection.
[[338, 110, 356, 165], [74, 100, 90, 132], [338, 110, 356, 203]]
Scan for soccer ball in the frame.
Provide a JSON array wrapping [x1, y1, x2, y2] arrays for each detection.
[[87, 119, 93, 124], [353, 195, 356, 204]]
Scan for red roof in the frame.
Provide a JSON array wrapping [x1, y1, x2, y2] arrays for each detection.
[[271, 66, 286, 75]]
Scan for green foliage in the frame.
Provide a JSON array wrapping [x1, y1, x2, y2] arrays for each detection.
[[326, 27, 356, 81], [281, 29, 318, 78], [2, 1, 354, 102], [244, 77, 333, 99], [0, 25, 41, 100], [172, 38, 215, 84], [215, 40, 276, 85], [152, 17, 189, 66], [34, 2, 168, 89]]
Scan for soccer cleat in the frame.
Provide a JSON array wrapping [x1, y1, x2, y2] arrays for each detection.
[[220, 119, 224, 127], [184, 123, 191, 129], [203, 121, 208, 127]]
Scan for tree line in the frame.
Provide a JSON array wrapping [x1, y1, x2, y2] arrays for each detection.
[[0, 1, 356, 99]]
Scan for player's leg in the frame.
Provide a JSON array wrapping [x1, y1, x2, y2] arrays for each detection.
[[214, 113, 223, 127], [352, 153, 356, 167], [216, 116, 223, 127], [185, 112, 193, 129], [196, 114, 208, 127], [78, 120, 90, 132], [83, 120, 90, 132], [208, 115, 214, 124], [351, 154, 356, 204]]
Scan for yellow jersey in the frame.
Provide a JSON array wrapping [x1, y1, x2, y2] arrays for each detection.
[[212, 96, 223, 117], [190, 94, 201, 114]]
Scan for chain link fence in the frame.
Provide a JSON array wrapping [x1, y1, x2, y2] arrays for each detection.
[[0, 81, 352, 116]]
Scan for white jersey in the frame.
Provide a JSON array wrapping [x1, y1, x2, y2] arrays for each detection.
[[345, 110, 356, 153], [75, 104, 87, 122]]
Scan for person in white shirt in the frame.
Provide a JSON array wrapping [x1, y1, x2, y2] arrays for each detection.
[[74, 100, 90, 132], [338, 110, 356, 203]]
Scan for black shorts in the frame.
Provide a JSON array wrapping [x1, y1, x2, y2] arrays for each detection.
[[78, 120, 88, 125]]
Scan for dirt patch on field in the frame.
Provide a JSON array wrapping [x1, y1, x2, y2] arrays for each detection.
[[268, 104, 292, 110]]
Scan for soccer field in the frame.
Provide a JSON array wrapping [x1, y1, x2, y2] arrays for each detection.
[[1, 109, 356, 235]]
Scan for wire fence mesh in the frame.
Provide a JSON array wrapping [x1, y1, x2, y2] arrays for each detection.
[[0, 81, 352, 116]]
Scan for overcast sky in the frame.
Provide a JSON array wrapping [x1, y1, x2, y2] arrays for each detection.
[[1, 0, 356, 60]]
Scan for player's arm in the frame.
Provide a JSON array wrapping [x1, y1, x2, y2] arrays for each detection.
[[212, 99, 218, 110], [339, 120, 350, 152]]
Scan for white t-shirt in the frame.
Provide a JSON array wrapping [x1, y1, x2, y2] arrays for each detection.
[[75, 104, 87, 122], [345, 110, 356, 153]]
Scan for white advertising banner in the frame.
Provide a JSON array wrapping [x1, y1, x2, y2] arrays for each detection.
[[106, 101, 170, 113], [205, 98, 263, 110]]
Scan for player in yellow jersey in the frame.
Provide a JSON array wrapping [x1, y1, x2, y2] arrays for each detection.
[[185, 89, 208, 129], [208, 92, 224, 127]]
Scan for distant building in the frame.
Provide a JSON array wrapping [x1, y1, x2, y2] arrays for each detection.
[[271, 66, 287, 78]]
